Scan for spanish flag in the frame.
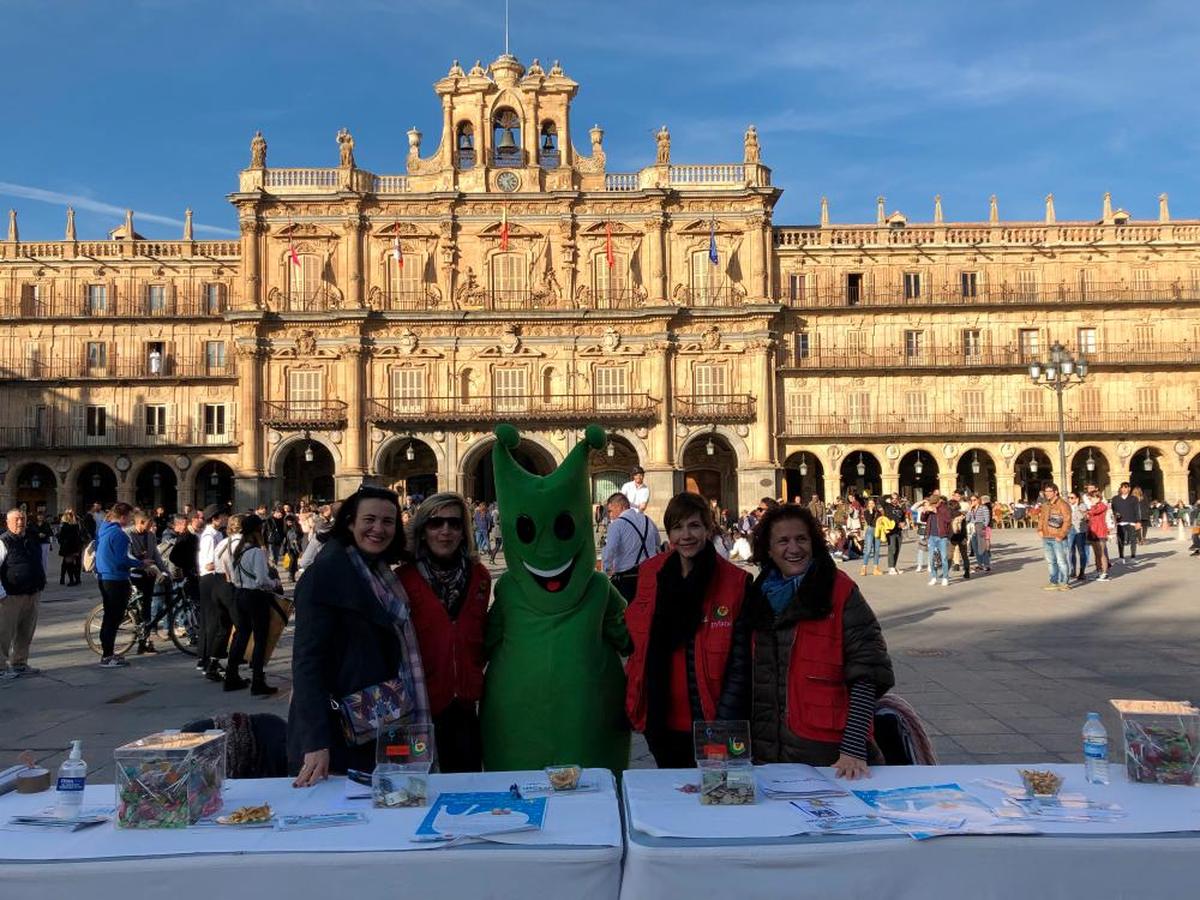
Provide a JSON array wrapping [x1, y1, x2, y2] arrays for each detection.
[[500, 208, 509, 251]]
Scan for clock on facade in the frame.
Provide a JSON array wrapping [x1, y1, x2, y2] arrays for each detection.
[[496, 171, 520, 193]]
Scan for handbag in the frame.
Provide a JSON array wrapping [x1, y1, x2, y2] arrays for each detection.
[[331, 678, 415, 746], [280, 551, 293, 570]]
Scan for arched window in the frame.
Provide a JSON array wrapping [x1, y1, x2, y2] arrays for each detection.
[[539, 121, 559, 168], [456, 122, 475, 170], [490, 252, 527, 309], [592, 252, 628, 309], [288, 254, 322, 311], [492, 108, 522, 167]]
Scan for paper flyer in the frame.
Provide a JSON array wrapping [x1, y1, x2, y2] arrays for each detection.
[[414, 791, 547, 840]]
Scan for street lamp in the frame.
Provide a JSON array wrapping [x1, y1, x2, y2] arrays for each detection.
[[1025, 340, 1088, 488], [406, 442, 416, 463], [705, 437, 715, 456], [304, 442, 315, 463], [1143, 447, 1154, 472], [855, 453, 866, 478], [606, 441, 615, 459], [971, 451, 981, 475], [914, 451, 924, 476], [1028, 453, 1039, 475], [798, 453, 808, 477], [1086, 448, 1096, 473]]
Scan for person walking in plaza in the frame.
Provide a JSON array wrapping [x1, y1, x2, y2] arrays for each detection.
[[56, 509, 85, 586], [747, 504, 893, 776], [196, 504, 228, 680], [860, 497, 883, 576], [226, 514, 279, 696], [621, 467, 651, 513], [264, 506, 285, 565], [948, 491, 971, 580], [1110, 482, 1141, 564], [602, 492, 661, 602], [32, 512, 53, 577], [624, 492, 753, 769], [807, 494, 826, 527], [0, 508, 47, 679], [882, 493, 905, 574], [1037, 483, 1073, 591], [472, 501, 492, 556], [280, 514, 303, 582], [95, 503, 148, 668], [966, 494, 992, 574], [925, 493, 953, 587], [290, 486, 426, 784], [1084, 484, 1111, 581], [1133, 486, 1152, 544], [1066, 491, 1089, 583], [400, 492, 490, 773]]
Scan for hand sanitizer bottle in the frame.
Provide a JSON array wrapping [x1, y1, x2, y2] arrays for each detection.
[[56, 740, 87, 817]]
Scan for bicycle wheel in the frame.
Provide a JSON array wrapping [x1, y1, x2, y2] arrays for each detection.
[[84, 602, 138, 657], [168, 598, 200, 657]]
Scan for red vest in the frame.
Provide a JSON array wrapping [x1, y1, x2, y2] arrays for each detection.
[[400, 562, 490, 715], [781, 569, 869, 744], [624, 550, 747, 733]]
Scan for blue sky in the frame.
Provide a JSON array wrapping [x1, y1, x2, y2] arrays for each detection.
[[2, 0, 1198, 239]]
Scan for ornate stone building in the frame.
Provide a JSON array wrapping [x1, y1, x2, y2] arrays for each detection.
[[2, 54, 1198, 519]]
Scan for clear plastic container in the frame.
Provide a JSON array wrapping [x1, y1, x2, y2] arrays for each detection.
[[1111, 700, 1200, 786], [114, 730, 226, 828], [373, 723, 435, 808], [694, 720, 755, 806]]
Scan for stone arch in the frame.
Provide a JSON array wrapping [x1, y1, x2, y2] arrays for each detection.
[[372, 432, 448, 475], [674, 425, 750, 469], [458, 432, 562, 504], [14, 461, 58, 516], [680, 431, 740, 513], [266, 432, 343, 474]]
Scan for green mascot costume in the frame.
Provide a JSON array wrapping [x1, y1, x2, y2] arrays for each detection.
[[481, 423, 633, 773]]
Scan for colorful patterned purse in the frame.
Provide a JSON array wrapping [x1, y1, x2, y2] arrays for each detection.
[[331, 678, 414, 746]]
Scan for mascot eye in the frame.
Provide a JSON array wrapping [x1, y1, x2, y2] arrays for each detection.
[[516, 514, 536, 544], [554, 512, 575, 540]]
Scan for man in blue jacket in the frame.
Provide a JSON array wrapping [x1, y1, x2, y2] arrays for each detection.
[[95, 502, 148, 667]]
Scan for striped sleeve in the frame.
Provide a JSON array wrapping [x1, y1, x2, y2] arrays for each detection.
[[838, 679, 877, 761]]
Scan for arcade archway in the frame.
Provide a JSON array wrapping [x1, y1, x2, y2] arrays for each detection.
[[379, 438, 438, 505], [1072, 446, 1111, 496], [682, 433, 737, 514], [76, 462, 117, 512], [1129, 446, 1165, 502], [1015, 448, 1053, 502], [135, 461, 178, 513], [15, 463, 56, 515], [589, 435, 640, 505], [957, 449, 997, 498], [277, 441, 334, 506], [462, 437, 556, 505], [195, 460, 236, 510], [839, 451, 882, 499], [783, 451, 825, 506], [898, 449, 938, 501]]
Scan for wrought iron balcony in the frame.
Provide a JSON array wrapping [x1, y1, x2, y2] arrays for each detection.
[[0, 356, 235, 381], [0, 423, 237, 451], [6, 295, 227, 319], [779, 280, 1200, 310], [674, 394, 757, 424], [780, 413, 1197, 440], [781, 342, 1200, 371], [366, 393, 660, 428], [259, 401, 349, 429]]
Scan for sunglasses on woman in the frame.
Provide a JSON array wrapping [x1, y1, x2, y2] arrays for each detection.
[[426, 516, 464, 531]]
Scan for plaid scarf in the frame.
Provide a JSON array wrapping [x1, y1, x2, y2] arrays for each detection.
[[345, 545, 431, 727]]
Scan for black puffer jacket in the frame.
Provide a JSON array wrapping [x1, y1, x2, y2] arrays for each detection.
[[749, 554, 894, 765]]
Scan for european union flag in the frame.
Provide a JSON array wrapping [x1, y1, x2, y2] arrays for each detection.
[[708, 219, 719, 265]]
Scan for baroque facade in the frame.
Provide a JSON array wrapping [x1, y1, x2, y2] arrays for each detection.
[[2, 54, 1199, 520]]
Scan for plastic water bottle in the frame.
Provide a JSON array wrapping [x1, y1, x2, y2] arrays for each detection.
[[56, 739, 87, 817], [1082, 713, 1109, 784]]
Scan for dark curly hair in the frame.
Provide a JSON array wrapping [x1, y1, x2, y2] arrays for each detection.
[[330, 485, 408, 563], [750, 503, 836, 619]]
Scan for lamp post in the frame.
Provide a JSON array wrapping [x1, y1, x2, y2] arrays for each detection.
[[1027, 340, 1089, 489]]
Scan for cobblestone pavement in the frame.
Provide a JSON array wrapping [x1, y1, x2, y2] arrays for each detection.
[[2, 525, 1195, 777]]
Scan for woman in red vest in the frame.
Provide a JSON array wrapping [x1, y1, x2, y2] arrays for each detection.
[[625, 492, 753, 768], [750, 504, 894, 779], [399, 492, 490, 772]]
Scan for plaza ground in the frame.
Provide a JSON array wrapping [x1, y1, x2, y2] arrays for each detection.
[[2, 526, 1196, 779]]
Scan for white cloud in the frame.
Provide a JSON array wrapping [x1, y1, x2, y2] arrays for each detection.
[[0, 182, 238, 237]]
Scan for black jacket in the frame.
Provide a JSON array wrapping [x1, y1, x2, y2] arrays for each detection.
[[57, 522, 85, 556], [168, 530, 200, 577], [0, 530, 46, 595], [287, 539, 405, 775], [1110, 493, 1141, 525], [748, 557, 894, 765]]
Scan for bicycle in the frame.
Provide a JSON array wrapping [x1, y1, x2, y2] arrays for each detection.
[[84, 577, 196, 657]]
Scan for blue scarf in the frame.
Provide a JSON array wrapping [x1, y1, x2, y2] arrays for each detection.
[[761, 565, 809, 615]]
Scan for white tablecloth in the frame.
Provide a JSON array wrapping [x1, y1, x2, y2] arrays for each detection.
[[0, 770, 621, 900], [621, 764, 1200, 900]]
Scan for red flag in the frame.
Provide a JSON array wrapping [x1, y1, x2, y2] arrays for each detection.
[[500, 208, 509, 251], [605, 221, 615, 269], [287, 221, 301, 267]]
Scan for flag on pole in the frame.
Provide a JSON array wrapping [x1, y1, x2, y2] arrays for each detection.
[[288, 238, 301, 267], [500, 208, 509, 251], [605, 221, 615, 269], [708, 218, 719, 265], [392, 232, 403, 268]]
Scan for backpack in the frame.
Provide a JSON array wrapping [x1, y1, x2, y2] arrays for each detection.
[[82, 540, 98, 574]]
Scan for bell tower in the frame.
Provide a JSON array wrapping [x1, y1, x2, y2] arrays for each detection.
[[404, 55, 596, 193]]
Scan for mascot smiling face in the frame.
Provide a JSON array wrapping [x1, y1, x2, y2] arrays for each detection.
[[492, 423, 605, 611]]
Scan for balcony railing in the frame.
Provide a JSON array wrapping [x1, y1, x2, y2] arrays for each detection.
[[259, 401, 349, 429], [573, 287, 646, 310], [373, 289, 443, 312], [671, 285, 748, 307], [366, 393, 660, 427], [674, 394, 757, 424], [781, 413, 1198, 440], [0, 240, 239, 260], [0, 357, 235, 381], [775, 222, 1200, 248], [781, 343, 1200, 371], [5, 296, 227, 318], [780, 280, 1199, 310], [0, 423, 237, 450]]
